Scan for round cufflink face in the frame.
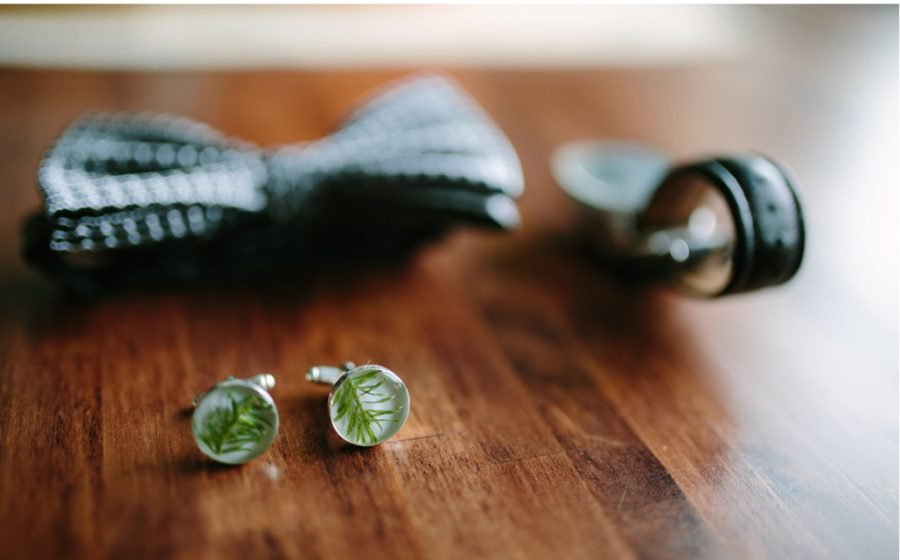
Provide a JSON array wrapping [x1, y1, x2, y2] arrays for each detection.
[[328, 365, 410, 446], [192, 380, 279, 464]]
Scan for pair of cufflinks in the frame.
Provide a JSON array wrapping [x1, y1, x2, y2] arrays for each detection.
[[191, 363, 410, 465]]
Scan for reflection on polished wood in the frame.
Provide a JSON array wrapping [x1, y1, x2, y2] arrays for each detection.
[[0, 8, 896, 559]]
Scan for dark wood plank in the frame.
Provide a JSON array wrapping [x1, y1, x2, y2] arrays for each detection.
[[0, 7, 896, 559]]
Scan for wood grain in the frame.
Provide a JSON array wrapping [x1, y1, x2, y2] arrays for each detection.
[[0, 7, 896, 559]]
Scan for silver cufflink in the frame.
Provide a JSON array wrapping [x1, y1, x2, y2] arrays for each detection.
[[191, 374, 279, 464], [306, 362, 410, 446]]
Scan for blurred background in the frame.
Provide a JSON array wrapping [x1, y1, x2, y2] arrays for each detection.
[[0, 5, 769, 69]]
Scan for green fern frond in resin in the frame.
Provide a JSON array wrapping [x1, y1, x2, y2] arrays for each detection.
[[198, 393, 275, 455], [333, 369, 401, 445]]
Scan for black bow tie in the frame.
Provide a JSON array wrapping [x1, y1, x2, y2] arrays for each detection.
[[23, 75, 523, 291]]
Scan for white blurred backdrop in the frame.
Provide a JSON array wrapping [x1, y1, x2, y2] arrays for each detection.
[[0, 5, 765, 69]]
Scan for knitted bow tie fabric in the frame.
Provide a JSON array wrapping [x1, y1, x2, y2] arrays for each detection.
[[23, 75, 523, 287]]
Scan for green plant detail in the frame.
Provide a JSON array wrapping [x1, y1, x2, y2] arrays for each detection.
[[198, 393, 275, 455], [332, 369, 401, 445]]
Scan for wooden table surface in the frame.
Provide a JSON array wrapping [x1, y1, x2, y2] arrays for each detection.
[[0, 7, 896, 560]]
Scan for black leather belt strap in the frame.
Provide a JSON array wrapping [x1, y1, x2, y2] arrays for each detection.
[[657, 155, 805, 295]]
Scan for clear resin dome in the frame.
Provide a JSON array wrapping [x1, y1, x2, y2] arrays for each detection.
[[192, 380, 279, 464], [328, 366, 410, 446]]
